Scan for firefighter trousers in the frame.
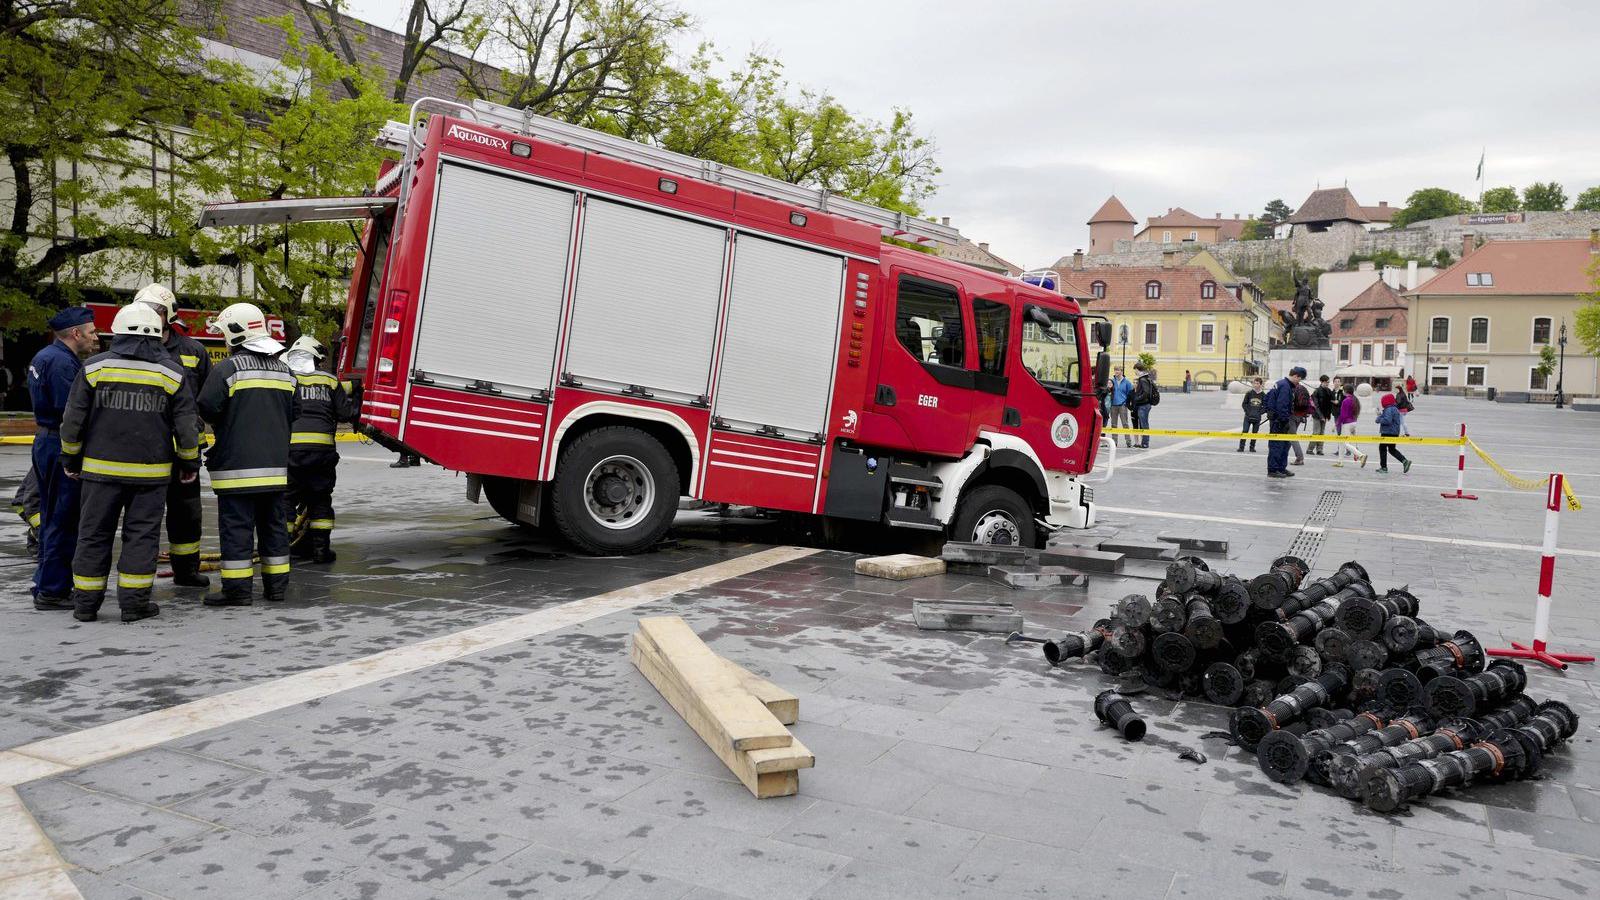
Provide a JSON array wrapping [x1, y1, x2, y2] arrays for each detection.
[[217, 492, 290, 600], [287, 459, 337, 555], [31, 430, 80, 601], [71, 480, 165, 615], [166, 467, 204, 577]]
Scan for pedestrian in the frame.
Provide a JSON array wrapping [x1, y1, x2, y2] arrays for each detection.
[[132, 284, 213, 590], [1108, 366, 1135, 448], [1183, 369, 1193, 394], [1391, 381, 1415, 436], [1332, 383, 1368, 468], [285, 336, 355, 564], [59, 305, 201, 623], [1374, 394, 1412, 475], [1309, 375, 1335, 456], [1238, 377, 1266, 452], [1405, 372, 1417, 394], [1263, 367, 1304, 478], [1130, 362, 1159, 449], [10, 466, 41, 558], [26, 306, 99, 611], [1290, 376, 1313, 466], [198, 303, 297, 607]]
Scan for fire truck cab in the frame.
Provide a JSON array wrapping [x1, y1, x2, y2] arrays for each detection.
[[200, 99, 1113, 555]]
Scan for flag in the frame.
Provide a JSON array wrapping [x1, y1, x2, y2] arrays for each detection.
[[1476, 149, 1484, 181]]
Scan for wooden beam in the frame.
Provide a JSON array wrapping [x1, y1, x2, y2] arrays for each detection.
[[719, 657, 799, 726], [636, 617, 791, 751]]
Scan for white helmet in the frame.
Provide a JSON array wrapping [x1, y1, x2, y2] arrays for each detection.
[[133, 283, 178, 323], [112, 303, 164, 337], [289, 335, 326, 360], [213, 302, 270, 347]]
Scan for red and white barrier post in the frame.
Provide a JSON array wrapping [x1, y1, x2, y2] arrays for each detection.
[[1487, 473, 1594, 671], [1440, 423, 1477, 500]]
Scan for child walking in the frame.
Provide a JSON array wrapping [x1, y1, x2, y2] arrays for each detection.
[[1374, 394, 1412, 474], [1332, 383, 1368, 468]]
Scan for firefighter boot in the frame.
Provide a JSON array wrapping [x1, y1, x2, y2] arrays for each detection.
[[204, 566, 254, 607], [310, 531, 337, 564], [169, 553, 210, 590], [71, 588, 105, 622], [122, 603, 160, 624]]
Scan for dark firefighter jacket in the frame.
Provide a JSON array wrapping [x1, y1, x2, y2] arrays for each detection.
[[165, 327, 213, 401], [197, 348, 298, 493], [289, 370, 356, 466], [59, 335, 200, 484]]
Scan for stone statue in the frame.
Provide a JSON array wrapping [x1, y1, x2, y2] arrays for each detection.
[[1284, 272, 1331, 349]]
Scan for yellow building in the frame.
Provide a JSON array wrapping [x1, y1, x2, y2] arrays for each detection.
[[1058, 255, 1271, 385]]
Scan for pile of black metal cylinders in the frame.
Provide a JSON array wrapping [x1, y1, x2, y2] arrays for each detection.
[[1328, 696, 1541, 800], [1424, 659, 1527, 717], [1256, 709, 1389, 784], [1231, 666, 1352, 750]]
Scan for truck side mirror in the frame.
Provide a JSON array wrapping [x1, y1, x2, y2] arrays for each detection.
[[1093, 321, 1113, 348], [1095, 351, 1111, 392]]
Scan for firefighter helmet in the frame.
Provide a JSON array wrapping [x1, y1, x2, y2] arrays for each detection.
[[213, 302, 269, 347], [112, 303, 164, 337], [133, 283, 179, 323], [289, 335, 326, 360]]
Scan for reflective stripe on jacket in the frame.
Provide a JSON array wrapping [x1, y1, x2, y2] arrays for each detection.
[[198, 350, 297, 493], [59, 336, 199, 484]]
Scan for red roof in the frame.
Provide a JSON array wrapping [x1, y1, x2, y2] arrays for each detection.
[[1334, 281, 1407, 339], [1075, 266, 1242, 312], [1411, 239, 1598, 296], [1087, 195, 1137, 224], [1289, 188, 1369, 225]]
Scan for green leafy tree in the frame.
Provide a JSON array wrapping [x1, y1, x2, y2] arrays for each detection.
[[1574, 186, 1600, 212], [1576, 257, 1600, 356], [1261, 198, 1294, 225], [1522, 181, 1568, 211], [1479, 186, 1520, 213], [1389, 188, 1474, 228], [1533, 344, 1557, 382], [1239, 218, 1267, 241], [1433, 248, 1454, 268]]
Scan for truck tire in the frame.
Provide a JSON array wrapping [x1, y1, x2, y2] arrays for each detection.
[[482, 477, 540, 531], [950, 484, 1038, 548], [550, 425, 679, 554]]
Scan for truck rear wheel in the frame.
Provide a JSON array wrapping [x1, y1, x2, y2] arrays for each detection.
[[950, 484, 1038, 548], [551, 425, 679, 554], [482, 477, 547, 532]]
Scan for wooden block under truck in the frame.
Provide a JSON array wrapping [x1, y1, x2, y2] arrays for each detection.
[[199, 98, 1116, 555]]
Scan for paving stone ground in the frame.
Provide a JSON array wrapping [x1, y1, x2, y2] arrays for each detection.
[[2, 392, 1598, 899]]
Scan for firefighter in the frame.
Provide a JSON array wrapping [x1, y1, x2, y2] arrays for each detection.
[[10, 466, 41, 558], [133, 283, 214, 589], [59, 304, 200, 622], [284, 335, 353, 564], [197, 302, 296, 606], [27, 306, 99, 611]]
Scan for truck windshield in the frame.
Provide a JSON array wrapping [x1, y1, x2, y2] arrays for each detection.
[[350, 218, 391, 372], [1021, 305, 1081, 392]]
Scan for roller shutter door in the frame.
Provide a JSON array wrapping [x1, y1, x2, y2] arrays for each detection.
[[413, 164, 574, 396], [715, 236, 844, 435]]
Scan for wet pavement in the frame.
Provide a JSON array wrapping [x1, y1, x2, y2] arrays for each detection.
[[2, 392, 1598, 899]]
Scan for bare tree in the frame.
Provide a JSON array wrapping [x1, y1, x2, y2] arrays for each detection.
[[296, 0, 477, 102]]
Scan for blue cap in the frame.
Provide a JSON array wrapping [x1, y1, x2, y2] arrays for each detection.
[[1290, 366, 1308, 377], [47, 307, 95, 330]]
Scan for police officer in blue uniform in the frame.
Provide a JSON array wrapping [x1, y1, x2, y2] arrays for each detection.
[[27, 306, 100, 609]]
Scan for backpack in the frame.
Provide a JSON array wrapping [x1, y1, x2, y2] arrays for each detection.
[[1143, 376, 1161, 406]]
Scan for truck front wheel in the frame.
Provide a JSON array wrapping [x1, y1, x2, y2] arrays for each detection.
[[551, 426, 679, 554], [950, 484, 1038, 548]]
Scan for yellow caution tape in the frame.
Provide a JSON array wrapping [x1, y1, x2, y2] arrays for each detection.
[[1467, 439, 1582, 511], [1, 433, 366, 446], [1101, 427, 1466, 447]]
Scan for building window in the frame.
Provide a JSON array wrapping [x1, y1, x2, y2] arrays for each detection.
[[1470, 317, 1489, 345], [1200, 323, 1214, 348], [1338, 343, 1349, 362], [1375, 317, 1390, 329], [1162, 230, 1172, 243], [1091, 280, 1106, 299], [1430, 316, 1450, 345], [1466, 272, 1496, 287], [1384, 342, 1396, 362], [1361, 343, 1373, 362], [1466, 273, 1478, 286], [1533, 317, 1551, 345], [1200, 281, 1215, 299], [1531, 367, 1549, 390], [1430, 365, 1450, 387], [1145, 281, 1161, 299], [1340, 317, 1355, 330], [1466, 365, 1486, 387], [1143, 322, 1159, 347], [1188, 231, 1198, 241]]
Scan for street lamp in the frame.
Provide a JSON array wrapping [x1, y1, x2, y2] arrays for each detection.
[[1119, 323, 1129, 371], [1556, 321, 1567, 408], [1223, 324, 1231, 386]]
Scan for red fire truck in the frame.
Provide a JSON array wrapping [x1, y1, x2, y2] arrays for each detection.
[[201, 98, 1113, 554]]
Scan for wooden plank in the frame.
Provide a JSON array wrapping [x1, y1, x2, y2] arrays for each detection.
[[718, 657, 799, 726], [632, 632, 811, 774], [629, 638, 807, 798], [637, 617, 791, 751]]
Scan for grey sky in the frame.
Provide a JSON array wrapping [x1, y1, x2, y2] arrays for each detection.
[[341, 0, 1600, 269]]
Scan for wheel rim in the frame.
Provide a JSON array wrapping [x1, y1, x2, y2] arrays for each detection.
[[583, 455, 655, 530], [971, 509, 1022, 545]]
